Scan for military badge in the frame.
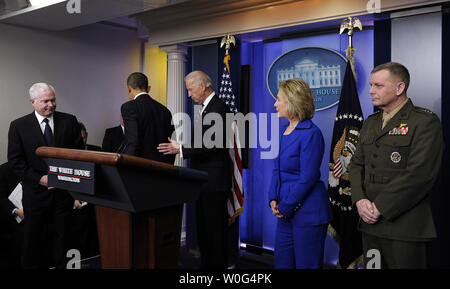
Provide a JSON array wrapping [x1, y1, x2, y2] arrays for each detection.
[[389, 123, 408, 135], [391, 152, 401, 163]]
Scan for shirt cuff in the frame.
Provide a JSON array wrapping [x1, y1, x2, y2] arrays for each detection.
[[12, 208, 17, 215], [179, 145, 184, 159]]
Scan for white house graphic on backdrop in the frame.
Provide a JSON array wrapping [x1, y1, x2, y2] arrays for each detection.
[[277, 58, 341, 88]]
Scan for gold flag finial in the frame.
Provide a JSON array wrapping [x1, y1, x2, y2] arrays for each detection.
[[220, 34, 236, 73], [220, 34, 236, 56], [340, 16, 362, 49], [340, 17, 362, 80], [339, 17, 362, 80]]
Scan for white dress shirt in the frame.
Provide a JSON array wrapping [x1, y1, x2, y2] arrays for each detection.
[[34, 111, 54, 134], [200, 92, 215, 114], [134, 92, 148, 100]]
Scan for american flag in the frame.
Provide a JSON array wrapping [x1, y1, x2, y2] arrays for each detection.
[[219, 66, 238, 113], [218, 64, 244, 224]]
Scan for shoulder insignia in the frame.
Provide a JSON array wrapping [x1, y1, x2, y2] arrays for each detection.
[[367, 110, 381, 119], [414, 106, 435, 115]]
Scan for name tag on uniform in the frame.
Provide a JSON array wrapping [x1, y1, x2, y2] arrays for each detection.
[[389, 123, 408, 135]]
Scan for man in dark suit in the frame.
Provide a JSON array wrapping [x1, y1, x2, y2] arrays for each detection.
[[0, 162, 23, 269], [121, 72, 175, 164], [102, 115, 125, 153], [158, 70, 232, 269], [8, 82, 84, 269], [67, 122, 100, 259], [79, 122, 101, 151]]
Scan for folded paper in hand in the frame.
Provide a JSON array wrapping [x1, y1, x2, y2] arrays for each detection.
[[8, 183, 23, 223]]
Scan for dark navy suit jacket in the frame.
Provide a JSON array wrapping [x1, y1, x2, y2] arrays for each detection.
[[182, 95, 231, 193], [121, 93, 175, 164], [101, 125, 124, 153], [268, 119, 332, 226], [7, 111, 84, 209]]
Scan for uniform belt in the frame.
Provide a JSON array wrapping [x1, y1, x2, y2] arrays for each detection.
[[368, 174, 390, 184]]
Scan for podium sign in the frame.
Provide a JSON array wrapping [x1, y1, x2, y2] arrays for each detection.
[[47, 158, 95, 195]]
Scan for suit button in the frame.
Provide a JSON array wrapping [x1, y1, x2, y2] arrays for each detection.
[[373, 154, 378, 158], [375, 143, 380, 148], [371, 164, 376, 169]]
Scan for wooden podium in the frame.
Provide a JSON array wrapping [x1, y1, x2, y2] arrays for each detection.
[[36, 147, 207, 269]]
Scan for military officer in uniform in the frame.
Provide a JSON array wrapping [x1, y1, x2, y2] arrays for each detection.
[[350, 62, 444, 269]]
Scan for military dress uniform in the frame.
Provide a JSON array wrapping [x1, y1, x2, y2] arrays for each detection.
[[350, 98, 444, 268]]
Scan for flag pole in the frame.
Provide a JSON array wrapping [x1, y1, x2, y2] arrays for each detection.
[[220, 34, 236, 73]]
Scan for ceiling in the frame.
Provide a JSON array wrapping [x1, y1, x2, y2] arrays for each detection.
[[0, 0, 316, 42], [0, 0, 446, 44], [0, 0, 309, 32], [0, 0, 30, 15], [0, 0, 188, 30]]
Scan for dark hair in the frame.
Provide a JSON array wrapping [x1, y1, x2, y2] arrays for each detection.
[[127, 72, 148, 91], [372, 62, 410, 93], [78, 122, 86, 132]]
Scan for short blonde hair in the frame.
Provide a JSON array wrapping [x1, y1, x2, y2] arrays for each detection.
[[278, 78, 315, 120]]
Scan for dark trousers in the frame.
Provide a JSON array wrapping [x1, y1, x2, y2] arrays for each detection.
[[22, 191, 72, 269], [0, 219, 24, 269], [196, 190, 228, 269], [69, 204, 99, 259], [362, 232, 428, 269]]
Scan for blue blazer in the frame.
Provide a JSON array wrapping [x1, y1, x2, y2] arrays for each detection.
[[268, 119, 332, 226]]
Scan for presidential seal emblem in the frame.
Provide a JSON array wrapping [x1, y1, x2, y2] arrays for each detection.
[[391, 152, 401, 163], [267, 47, 347, 111]]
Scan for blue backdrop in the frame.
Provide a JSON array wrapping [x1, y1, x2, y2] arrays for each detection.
[[239, 30, 374, 264]]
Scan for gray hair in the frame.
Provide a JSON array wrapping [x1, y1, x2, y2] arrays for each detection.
[[29, 83, 55, 100], [184, 70, 213, 88]]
